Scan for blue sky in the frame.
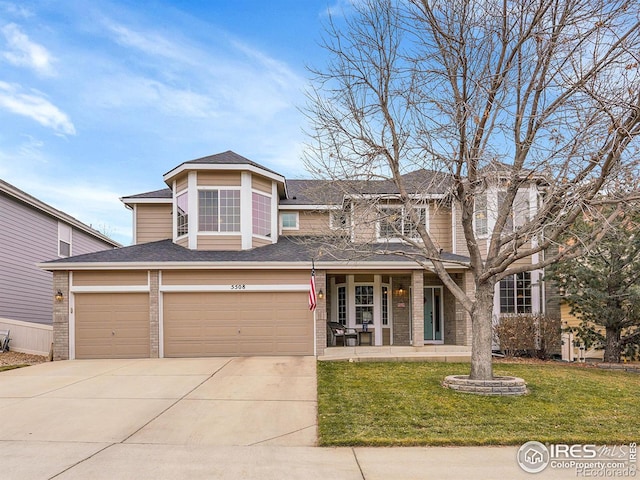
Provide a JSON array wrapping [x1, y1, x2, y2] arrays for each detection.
[[0, 0, 352, 245]]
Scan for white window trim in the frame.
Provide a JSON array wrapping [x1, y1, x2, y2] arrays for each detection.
[[174, 188, 189, 240], [58, 222, 72, 258], [473, 193, 489, 239], [197, 186, 242, 235], [376, 205, 429, 242], [280, 211, 299, 231]]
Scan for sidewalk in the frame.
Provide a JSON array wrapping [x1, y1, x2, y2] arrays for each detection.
[[1, 443, 581, 479]]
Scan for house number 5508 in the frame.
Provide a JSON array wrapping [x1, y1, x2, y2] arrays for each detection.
[[231, 284, 246, 290]]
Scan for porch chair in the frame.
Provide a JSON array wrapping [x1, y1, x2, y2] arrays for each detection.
[[0, 329, 10, 353], [327, 322, 358, 347]]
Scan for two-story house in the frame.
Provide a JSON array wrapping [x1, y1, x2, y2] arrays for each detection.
[[1, 179, 120, 353], [41, 151, 545, 360]]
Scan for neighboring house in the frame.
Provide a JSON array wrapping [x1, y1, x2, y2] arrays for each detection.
[[40, 151, 546, 360], [559, 300, 604, 361], [0, 179, 120, 351]]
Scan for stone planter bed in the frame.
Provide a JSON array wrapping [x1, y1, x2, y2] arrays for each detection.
[[443, 374, 528, 396]]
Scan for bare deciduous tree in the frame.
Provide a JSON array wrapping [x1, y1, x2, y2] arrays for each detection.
[[304, 0, 640, 380]]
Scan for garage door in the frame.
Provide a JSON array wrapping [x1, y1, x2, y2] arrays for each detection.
[[163, 292, 313, 357], [75, 293, 150, 359]]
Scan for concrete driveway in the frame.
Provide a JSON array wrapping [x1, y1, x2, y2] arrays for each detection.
[[0, 356, 316, 446]]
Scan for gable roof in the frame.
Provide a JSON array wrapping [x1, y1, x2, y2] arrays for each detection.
[[0, 179, 121, 247], [177, 150, 283, 177], [39, 236, 469, 270]]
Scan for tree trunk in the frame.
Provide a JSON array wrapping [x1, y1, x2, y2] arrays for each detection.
[[603, 327, 622, 363], [469, 282, 495, 380]]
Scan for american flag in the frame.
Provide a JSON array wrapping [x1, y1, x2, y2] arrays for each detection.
[[309, 262, 317, 311]]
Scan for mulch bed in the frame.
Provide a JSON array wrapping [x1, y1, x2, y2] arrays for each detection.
[[0, 351, 48, 367]]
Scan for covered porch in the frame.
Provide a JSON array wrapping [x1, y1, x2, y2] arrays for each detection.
[[313, 269, 473, 356], [318, 345, 471, 362]]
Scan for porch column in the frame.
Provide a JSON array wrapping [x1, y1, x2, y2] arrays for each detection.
[[411, 270, 424, 347], [315, 270, 327, 356]]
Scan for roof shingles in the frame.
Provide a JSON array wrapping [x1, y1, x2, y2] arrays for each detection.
[[42, 237, 469, 267]]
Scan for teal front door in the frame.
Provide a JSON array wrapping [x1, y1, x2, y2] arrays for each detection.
[[424, 287, 443, 342]]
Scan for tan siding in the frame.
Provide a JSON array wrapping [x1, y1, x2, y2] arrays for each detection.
[[136, 203, 172, 244], [198, 171, 241, 187], [176, 237, 188, 248], [429, 204, 452, 252], [73, 271, 148, 286], [454, 202, 470, 256], [197, 235, 242, 250], [162, 269, 309, 286], [252, 236, 271, 248], [561, 302, 579, 328], [176, 174, 188, 192], [351, 202, 379, 243], [251, 175, 272, 193], [298, 211, 331, 235]]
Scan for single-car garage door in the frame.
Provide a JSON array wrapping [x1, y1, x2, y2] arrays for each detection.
[[163, 291, 313, 357], [75, 293, 150, 359]]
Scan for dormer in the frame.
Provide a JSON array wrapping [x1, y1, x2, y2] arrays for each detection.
[[161, 151, 286, 251]]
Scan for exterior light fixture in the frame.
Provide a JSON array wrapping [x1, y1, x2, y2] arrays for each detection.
[[317, 289, 324, 300], [55, 290, 64, 302]]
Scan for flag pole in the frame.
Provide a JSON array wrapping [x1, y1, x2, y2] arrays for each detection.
[[311, 258, 317, 356]]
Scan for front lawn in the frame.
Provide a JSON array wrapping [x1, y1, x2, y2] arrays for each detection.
[[317, 361, 640, 446]]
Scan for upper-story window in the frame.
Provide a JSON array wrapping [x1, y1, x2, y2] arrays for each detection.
[[252, 192, 271, 237], [378, 206, 426, 239], [58, 222, 72, 257], [199, 189, 241, 233], [281, 212, 298, 230], [176, 192, 189, 237], [475, 190, 531, 236], [474, 194, 488, 236]]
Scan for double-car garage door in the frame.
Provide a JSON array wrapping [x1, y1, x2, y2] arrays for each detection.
[[163, 292, 313, 357], [74, 291, 313, 359]]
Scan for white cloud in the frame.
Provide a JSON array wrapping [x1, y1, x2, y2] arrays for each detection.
[[0, 2, 33, 19], [102, 20, 199, 66], [322, 0, 360, 18], [0, 81, 76, 135], [1, 23, 55, 75], [87, 74, 218, 118]]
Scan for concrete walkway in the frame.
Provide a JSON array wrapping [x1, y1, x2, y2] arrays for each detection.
[[0, 358, 582, 479]]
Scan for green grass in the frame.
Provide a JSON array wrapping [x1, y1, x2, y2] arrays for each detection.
[[317, 361, 640, 446]]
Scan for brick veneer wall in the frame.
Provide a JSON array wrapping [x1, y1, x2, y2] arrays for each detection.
[[392, 275, 411, 345], [52, 271, 69, 360], [315, 270, 327, 355]]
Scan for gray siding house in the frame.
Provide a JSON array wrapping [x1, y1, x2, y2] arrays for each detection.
[[0, 179, 120, 326]]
